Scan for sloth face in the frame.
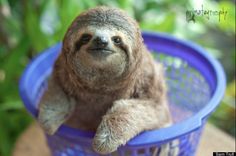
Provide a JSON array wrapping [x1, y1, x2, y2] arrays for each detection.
[[62, 7, 142, 85], [67, 26, 133, 84], [76, 27, 127, 60]]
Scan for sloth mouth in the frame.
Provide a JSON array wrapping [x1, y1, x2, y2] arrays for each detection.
[[87, 48, 114, 57]]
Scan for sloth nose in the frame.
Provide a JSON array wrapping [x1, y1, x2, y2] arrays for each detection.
[[93, 36, 108, 48]]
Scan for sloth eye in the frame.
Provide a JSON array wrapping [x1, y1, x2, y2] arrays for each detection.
[[112, 36, 122, 45], [80, 34, 92, 44], [75, 34, 92, 51]]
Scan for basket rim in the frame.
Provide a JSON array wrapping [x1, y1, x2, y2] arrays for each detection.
[[19, 31, 226, 147]]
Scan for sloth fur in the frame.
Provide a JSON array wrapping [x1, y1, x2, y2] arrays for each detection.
[[38, 6, 173, 155]]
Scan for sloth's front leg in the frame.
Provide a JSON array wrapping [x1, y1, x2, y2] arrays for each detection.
[[38, 77, 75, 135], [92, 99, 172, 154]]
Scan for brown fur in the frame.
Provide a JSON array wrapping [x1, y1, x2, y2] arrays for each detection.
[[38, 6, 173, 154]]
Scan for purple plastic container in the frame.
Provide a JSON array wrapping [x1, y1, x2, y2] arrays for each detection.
[[19, 32, 226, 156]]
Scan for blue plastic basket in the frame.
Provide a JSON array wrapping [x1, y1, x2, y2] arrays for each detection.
[[19, 32, 226, 156]]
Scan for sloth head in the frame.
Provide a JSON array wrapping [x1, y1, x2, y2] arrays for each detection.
[[62, 7, 144, 87]]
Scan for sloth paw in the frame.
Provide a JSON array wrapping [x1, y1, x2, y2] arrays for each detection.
[[92, 116, 128, 154], [38, 118, 59, 135]]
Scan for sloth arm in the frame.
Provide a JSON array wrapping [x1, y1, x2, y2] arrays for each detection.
[[93, 62, 172, 154], [38, 76, 76, 135], [93, 100, 171, 154]]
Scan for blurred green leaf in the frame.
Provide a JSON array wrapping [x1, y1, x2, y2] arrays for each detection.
[[0, 100, 24, 111], [140, 12, 176, 32], [55, 0, 84, 40], [0, 37, 29, 103], [23, 1, 50, 52], [226, 80, 235, 97], [0, 109, 32, 156], [218, 1, 235, 33], [117, 0, 134, 16], [82, 0, 98, 8]]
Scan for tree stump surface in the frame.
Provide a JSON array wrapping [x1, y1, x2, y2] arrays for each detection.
[[13, 123, 236, 156]]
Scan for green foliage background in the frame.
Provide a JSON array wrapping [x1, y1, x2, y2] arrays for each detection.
[[0, 0, 235, 156]]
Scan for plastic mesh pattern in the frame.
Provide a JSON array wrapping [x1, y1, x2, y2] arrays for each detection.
[[46, 125, 204, 156]]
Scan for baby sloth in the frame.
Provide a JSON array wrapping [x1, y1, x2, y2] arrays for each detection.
[[38, 6, 173, 155]]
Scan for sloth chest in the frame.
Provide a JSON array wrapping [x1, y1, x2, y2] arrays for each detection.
[[75, 92, 124, 108], [66, 92, 129, 131]]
